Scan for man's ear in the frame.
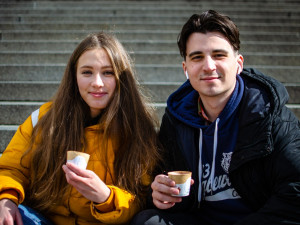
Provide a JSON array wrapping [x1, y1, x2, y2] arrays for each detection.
[[237, 65, 242, 74], [182, 61, 189, 79], [185, 71, 189, 79], [237, 54, 244, 74]]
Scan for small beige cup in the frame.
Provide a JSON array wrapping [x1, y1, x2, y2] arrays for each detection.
[[67, 151, 90, 169], [168, 171, 192, 197]]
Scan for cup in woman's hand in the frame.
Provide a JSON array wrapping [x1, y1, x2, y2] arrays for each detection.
[[67, 151, 90, 169]]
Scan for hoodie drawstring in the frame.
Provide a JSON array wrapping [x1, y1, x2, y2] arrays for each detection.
[[198, 118, 220, 203], [198, 128, 203, 202]]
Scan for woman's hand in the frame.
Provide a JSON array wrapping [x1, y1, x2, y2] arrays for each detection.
[[0, 199, 23, 225], [62, 162, 111, 203]]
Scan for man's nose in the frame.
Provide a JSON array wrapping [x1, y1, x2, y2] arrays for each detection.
[[203, 56, 216, 72]]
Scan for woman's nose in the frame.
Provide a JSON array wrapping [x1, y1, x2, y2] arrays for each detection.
[[92, 74, 104, 87]]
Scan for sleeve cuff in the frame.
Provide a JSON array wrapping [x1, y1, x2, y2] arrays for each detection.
[[92, 186, 115, 213], [0, 189, 19, 205]]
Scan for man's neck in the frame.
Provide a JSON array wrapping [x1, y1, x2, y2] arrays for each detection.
[[200, 94, 231, 122]]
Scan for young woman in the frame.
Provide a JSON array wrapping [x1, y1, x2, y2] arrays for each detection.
[[0, 32, 161, 225]]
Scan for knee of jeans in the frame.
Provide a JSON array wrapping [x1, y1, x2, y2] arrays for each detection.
[[131, 209, 163, 225], [18, 205, 53, 225]]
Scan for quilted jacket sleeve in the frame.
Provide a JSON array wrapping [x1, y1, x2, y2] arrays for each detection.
[[235, 107, 300, 224]]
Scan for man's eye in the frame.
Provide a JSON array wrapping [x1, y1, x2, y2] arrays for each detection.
[[214, 54, 226, 58], [192, 55, 203, 60]]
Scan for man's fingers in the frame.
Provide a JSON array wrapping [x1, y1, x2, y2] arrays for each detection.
[[152, 188, 182, 203], [155, 174, 176, 187], [191, 178, 195, 185], [151, 181, 180, 196], [151, 174, 180, 197], [152, 175, 177, 193], [153, 199, 175, 210]]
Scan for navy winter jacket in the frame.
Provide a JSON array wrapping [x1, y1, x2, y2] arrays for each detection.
[[157, 68, 300, 224]]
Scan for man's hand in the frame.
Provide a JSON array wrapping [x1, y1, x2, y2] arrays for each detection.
[[62, 162, 111, 203], [0, 199, 23, 225], [151, 174, 182, 209]]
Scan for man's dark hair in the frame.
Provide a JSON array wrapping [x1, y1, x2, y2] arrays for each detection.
[[177, 10, 240, 59]]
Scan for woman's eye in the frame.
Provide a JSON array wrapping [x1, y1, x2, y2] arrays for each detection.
[[82, 70, 92, 75], [104, 71, 115, 76]]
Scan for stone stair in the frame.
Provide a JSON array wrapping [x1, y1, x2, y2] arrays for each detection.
[[1, 0, 300, 153]]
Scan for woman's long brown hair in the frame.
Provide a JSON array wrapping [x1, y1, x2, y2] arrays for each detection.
[[22, 32, 160, 212]]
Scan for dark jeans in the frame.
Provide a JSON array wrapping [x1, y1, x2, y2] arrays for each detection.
[[18, 205, 53, 225], [131, 209, 203, 225]]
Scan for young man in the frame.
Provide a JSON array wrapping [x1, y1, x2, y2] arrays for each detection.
[[131, 10, 300, 225]]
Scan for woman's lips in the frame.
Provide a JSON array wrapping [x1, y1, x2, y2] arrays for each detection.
[[90, 92, 106, 97]]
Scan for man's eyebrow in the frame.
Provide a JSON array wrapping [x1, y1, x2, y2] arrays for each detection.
[[188, 49, 229, 58], [212, 49, 229, 54]]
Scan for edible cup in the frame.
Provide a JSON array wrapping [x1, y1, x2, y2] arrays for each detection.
[[67, 151, 90, 170], [168, 171, 192, 197]]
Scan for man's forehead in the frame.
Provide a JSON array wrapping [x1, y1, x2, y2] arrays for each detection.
[[186, 32, 236, 55]]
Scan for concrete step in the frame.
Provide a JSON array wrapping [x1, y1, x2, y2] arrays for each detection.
[[1, 1, 299, 11], [1, 100, 300, 126], [0, 51, 299, 66], [1, 8, 300, 17], [0, 0, 299, 153], [1, 30, 299, 42], [1, 64, 299, 84], [1, 102, 299, 153], [0, 81, 299, 104], [1, 22, 299, 32], [0, 125, 19, 153], [1, 40, 299, 52], [1, 14, 299, 24], [0, 102, 166, 152]]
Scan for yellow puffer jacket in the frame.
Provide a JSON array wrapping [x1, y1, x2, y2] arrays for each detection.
[[0, 102, 149, 225]]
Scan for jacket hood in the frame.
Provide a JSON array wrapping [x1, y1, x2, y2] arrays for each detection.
[[240, 68, 289, 115], [167, 68, 289, 128], [167, 75, 244, 129]]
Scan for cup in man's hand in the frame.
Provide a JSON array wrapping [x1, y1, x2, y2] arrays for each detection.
[[168, 171, 192, 197]]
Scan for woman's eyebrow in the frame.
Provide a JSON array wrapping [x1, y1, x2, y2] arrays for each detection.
[[79, 65, 93, 69], [79, 65, 113, 69]]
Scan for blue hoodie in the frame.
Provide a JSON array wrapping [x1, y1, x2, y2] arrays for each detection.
[[167, 75, 253, 224]]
